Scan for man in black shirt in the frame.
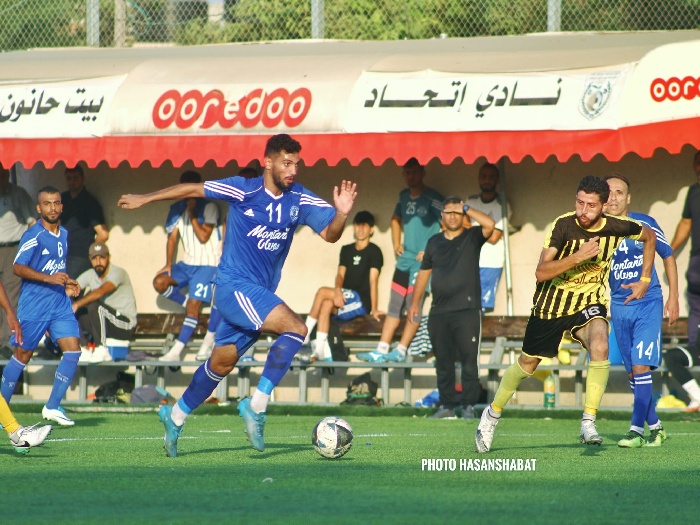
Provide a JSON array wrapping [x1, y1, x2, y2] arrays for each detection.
[[303, 211, 384, 361], [61, 165, 109, 279], [408, 197, 495, 419]]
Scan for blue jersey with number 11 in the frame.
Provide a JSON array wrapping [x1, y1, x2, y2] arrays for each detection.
[[609, 212, 672, 305], [203, 175, 336, 291], [13, 222, 73, 320]]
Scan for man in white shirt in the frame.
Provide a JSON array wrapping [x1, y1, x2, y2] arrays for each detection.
[[465, 163, 512, 312]]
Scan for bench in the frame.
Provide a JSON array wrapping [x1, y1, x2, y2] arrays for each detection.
[[2, 314, 695, 407]]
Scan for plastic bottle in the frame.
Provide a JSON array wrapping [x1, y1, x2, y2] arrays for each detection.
[[543, 373, 556, 409]]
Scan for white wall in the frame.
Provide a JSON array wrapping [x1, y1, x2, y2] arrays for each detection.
[[15, 144, 696, 318]]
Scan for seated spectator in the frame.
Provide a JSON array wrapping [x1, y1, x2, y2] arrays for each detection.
[[304, 211, 383, 360], [72, 242, 137, 363]]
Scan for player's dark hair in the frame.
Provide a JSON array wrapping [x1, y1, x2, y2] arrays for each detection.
[[604, 173, 630, 190], [479, 162, 499, 177], [577, 175, 609, 204], [180, 170, 202, 184], [37, 185, 61, 202], [65, 164, 84, 177], [404, 157, 423, 171], [443, 196, 463, 207], [265, 134, 301, 157]]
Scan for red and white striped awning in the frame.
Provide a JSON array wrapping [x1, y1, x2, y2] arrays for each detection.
[[1, 32, 699, 168]]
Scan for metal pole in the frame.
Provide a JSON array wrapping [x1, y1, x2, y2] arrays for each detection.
[[498, 159, 514, 316], [311, 0, 325, 39], [547, 0, 561, 32], [87, 0, 100, 47], [114, 0, 126, 48]]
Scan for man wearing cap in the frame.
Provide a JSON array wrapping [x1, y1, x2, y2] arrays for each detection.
[[303, 211, 384, 361], [72, 242, 137, 363], [0, 165, 36, 356]]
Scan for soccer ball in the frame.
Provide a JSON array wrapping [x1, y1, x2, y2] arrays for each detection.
[[312, 416, 353, 459]]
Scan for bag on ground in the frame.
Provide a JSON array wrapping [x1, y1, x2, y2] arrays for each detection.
[[341, 371, 381, 406]]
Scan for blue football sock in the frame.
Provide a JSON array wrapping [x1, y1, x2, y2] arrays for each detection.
[[1, 357, 26, 403], [177, 316, 199, 344], [207, 305, 223, 332], [181, 361, 224, 412], [259, 332, 304, 393], [631, 372, 653, 432], [162, 286, 187, 307], [46, 351, 80, 410]]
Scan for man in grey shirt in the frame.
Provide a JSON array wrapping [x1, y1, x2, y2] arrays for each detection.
[[0, 166, 35, 355], [72, 242, 137, 362]]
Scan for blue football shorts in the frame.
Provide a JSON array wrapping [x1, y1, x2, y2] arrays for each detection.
[[213, 281, 283, 355], [12, 315, 80, 350], [610, 299, 663, 373], [332, 289, 367, 321], [479, 267, 503, 311], [168, 262, 217, 303]]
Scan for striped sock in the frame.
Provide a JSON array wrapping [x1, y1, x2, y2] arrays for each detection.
[[177, 316, 199, 344], [181, 361, 224, 413], [162, 286, 187, 307]]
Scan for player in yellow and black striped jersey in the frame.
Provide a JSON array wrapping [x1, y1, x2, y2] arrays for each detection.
[[476, 175, 658, 454], [532, 211, 644, 320]]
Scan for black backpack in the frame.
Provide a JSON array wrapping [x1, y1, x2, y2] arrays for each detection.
[[341, 372, 381, 406], [94, 371, 135, 403]]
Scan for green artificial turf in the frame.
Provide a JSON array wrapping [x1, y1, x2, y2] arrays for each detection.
[[4, 407, 700, 524]]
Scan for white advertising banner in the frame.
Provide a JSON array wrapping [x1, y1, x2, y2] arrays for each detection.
[[343, 67, 632, 132], [108, 81, 347, 135], [620, 40, 700, 126], [0, 75, 126, 138]]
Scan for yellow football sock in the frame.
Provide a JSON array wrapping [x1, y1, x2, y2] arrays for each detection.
[[0, 396, 20, 434], [584, 359, 610, 416], [492, 360, 533, 412]]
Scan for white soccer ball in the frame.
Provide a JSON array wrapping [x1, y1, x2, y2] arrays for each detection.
[[312, 416, 353, 459]]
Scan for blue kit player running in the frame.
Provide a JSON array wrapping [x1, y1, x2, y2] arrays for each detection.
[[1, 186, 82, 426], [119, 134, 357, 457], [606, 174, 679, 447]]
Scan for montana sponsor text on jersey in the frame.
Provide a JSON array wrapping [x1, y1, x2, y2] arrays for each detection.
[[203, 175, 335, 290], [13, 222, 73, 320], [609, 212, 672, 305], [533, 212, 643, 319]]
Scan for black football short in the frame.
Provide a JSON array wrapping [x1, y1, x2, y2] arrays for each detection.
[[522, 304, 608, 359]]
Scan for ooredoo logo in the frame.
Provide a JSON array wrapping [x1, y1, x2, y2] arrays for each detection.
[[650, 77, 700, 102], [152, 87, 312, 129]]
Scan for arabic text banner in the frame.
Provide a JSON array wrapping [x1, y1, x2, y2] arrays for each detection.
[[0, 76, 125, 138], [344, 68, 631, 133]]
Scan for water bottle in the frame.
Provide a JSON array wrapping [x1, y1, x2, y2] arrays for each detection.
[[543, 373, 556, 409]]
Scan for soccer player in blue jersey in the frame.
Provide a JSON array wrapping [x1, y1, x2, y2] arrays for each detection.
[[1, 186, 82, 427], [119, 134, 357, 457], [605, 174, 679, 447]]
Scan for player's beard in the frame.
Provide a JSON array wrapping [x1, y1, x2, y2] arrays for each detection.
[[40, 213, 60, 224], [577, 209, 603, 228], [272, 170, 292, 192], [94, 265, 106, 276]]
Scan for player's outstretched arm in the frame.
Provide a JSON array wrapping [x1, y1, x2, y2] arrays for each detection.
[[118, 183, 205, 210], [319, 180, 357, 243]]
